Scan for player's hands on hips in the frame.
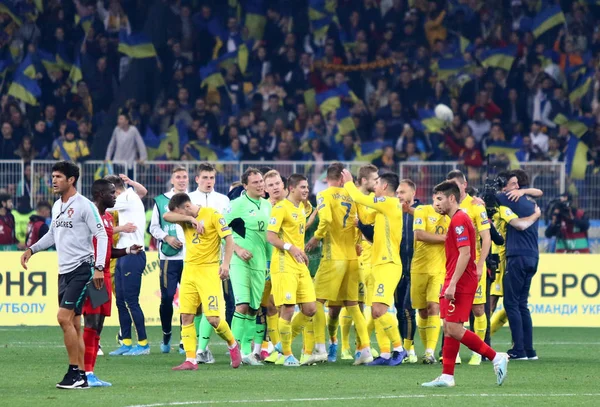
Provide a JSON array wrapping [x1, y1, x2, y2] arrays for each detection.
[[122, 222, 137, 233], [164, 235, 183, 249], [341, 169, 353, 184], [93, 269, 104, 289], [289, 245, 309, 265], [305, 237, 319, 252], [507, 189, 524, 201], [444, 284, 456, 300], [219, 264, 230, 280], [20, 248, 32, 270], [235, 247, 253, 261], [129, 244, 144, 254]]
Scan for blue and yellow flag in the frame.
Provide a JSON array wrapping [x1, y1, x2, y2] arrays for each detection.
[[8, 73, 40, 105], [315, 89, 341, 116], [0, 1, 22, 25], [38, 49, 60, 74], [0, 56, 11, 77], [304, 88, 317, 114], [17, 53, 37, 79], [356, 141, 390, 162], [564, 136, 589, 180], [531, 5, 565, 38], [68, 54, 83, 93], [411, 110, 446, 134], [335, 107, 356, 141], [76, 14, 93, 35], [552, 113, 592, 138], [244, 0, 266, 40], [569, 71, 593, 104], [480, 46, 517, 71], [437, 57, 470, 80], [200, 61, 225, 89], [118, 31, 157, 59], [147, 122, 187, 160], [485, 141, 520, 169], [237, 41, 253, 75]]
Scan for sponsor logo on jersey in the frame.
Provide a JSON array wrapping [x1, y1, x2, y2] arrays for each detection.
[[457, 236, 468, 242], [248, 209, 256, 216], [55, 220, 73, 228], [455, 226, 464, 235], [292, 213, 298, 220]]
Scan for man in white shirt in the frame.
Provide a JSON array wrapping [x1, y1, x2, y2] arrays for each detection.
[[104, 175, 150, 356], [529, 121, 549, 156], [188, 163, 231, 363], [149, 166, 189, 354]]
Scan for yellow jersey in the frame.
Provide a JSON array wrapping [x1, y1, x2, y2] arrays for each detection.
[[411, 204, 449, 275], [53, 139, 90, 161], [181, 208, 232, 265], [496, 205, 518, 257], [314, 186, 359, 260], [344, 182, 402, 266], [460, 194, 491, 262], [268, 198, 309, 271]]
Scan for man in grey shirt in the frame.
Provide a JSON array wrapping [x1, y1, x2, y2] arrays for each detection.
[[21, 161, 108, 390], [105, 114, 148, 171]]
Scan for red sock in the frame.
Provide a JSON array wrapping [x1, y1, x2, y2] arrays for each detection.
[[83, 327, 97, 372], [91, 334, 101, 371], [442, 336, 460, 376], [461, 329, 497, 361]]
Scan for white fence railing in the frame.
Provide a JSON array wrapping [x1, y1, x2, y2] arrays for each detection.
[[2, 159, 592, 216]]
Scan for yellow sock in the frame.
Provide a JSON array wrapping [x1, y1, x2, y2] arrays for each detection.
[[374, 316, 391, 354], [426, 315, 441, 352], [138, 339, 148, 347], [347, 304, 370, 349], [267, 314, 280, 345], [122, 338, 132, 346], [181, 323, 197, 359], [365, 309, 375, 339], [303, 315, 315, 355], [416, 314, 427, 350], [214, 319, 236, 347], [403, 339, 413, 352], [279, 317, 292, 356], [327, 314, 339, 343], [291, 312, 303, 338], [474, 314, 487, 341], [313, 302, 326, 346], [262, 340, 269, 350], [339, 308, 353, 351], [491, 309, 508, 336], [377, 312, 402, 349]]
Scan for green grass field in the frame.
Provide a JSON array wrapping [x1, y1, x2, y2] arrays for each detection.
[[0, 326, 596, 407]]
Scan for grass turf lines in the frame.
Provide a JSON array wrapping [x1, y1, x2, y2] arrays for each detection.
[[0, 326, 596, 407]]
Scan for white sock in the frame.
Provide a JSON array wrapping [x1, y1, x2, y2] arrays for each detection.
[[227, 342, 237, 350], [492, 354, 504, 364], [441, 374, 454, 382], [186, 357, 198, 365], [425, 348, 433, 355], [380, 352, 391, 359], [85, 371, 93, 375], [408, 348, 416, 356], [316, 344, 327, 353], [393, 346, 405, 352], [253, 343, 262, 354]]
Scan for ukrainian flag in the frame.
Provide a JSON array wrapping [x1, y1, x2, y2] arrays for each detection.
[[68, 55, 83, 93], [304, 88, 317, 114], [0, 1, 22, 25], [34, 0, 42, 12], [200, 62, 225, 89], [335, 107, 356, 141], [485, 141, 521, 169], [56, 47, 72, 71], [244, 0, 266, 40], [564, 136, 589, 180], [17, 53, 37, 79], [411, 110, 445, 134], [143, 126, 165, 150], [532, 5, 565, 38], [552, 113, 592, 138], [480, 46, 517, 71], [312, 15, 333, 42], [356, 141, 390, 162], [459, 35, 471, 54], [437, 58, 470, 80], [315, 89, 341, 116], [0, 56, 11, 77], [147, 122, 185, 160], [76, 14, 93, 35], [118, 31, 157, 59], [8, 73, 40, 105], [237, 41, 253, 75], [569, 71, 593, 104], [38, 49, 60, 73]]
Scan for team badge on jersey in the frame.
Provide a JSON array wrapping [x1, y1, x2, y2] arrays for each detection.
[[67, 208, 74, 218], [455, 226, 464, 235], [317, 197, 324, 206], [429, 217, 438, 222], [505, 208, 514, 216], [219, 218, 227, 226], [481, 212, 488, 220], [374, 197, 386, 203], [415, 218, 423, 225], [285, 292, 292, 301], [269, 217, 277, 225]]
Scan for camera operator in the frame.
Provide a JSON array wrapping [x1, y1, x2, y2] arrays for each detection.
[[544, 193, 590, 253]]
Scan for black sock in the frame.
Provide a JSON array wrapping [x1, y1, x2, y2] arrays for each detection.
[[163, 331, 172, 345], [79, 369, 86, 379]]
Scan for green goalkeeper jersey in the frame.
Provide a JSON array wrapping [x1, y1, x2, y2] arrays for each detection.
[[224, 193, 272, 271], [305, 212, 321, 277]]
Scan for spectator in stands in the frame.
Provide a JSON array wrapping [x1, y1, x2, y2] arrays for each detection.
[[222, 138, 243, 161], [467, 107, 491, 143], [1, 122, 19, 160], [25, 201, 51, 248], [242, 137, 270, 161], [0, 193, 20, 249], [529, 121, 549, 156], [372, 146, 398, 173], [273, 140, 301, 161], [53, 128, 90, 162], [263, 94, 288, 131], [545, 194, 590, 253], [106, 114, 148, 171], [14, 136, 38, 162]]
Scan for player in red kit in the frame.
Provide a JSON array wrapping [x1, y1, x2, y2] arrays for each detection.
[[422, 181, 508, 388], [82, 179, 143, 387]]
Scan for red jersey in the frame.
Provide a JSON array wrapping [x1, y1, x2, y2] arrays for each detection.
[[94, 211, 114, 273], [443, 209, 477, 294]]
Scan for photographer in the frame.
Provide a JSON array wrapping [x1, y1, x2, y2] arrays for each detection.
[[544, 193, 590, 253]]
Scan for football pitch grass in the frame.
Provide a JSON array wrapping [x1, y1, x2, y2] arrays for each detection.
[[0, 326, 596, 407]]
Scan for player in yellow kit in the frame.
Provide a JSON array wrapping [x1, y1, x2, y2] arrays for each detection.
[[163, 193, 241, 371], [411, 202, 448, 364], [489, 208, 509, 335], [446, 170, 491, 366], [305, 163, 371, 365], [342, 169, 405, 366], [266, 174, 317, 367]]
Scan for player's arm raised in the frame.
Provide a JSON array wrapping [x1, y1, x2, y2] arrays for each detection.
[[306, 193, 330, 252], [163, 212, 204, 234], [506, 187, 543, 202]]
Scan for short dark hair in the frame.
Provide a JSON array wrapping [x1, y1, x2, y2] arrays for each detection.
[[196, 163, 216, 175], [446, 169, 466, 183], [380, 173, 400, 192], [287, 173, 307, 189], [400, 178, 416, 190], [52, 161, 80, 184], [168, 193, 191, 211], [0, 193, 11, 204], [36, 200, 52, 211], [242, 167, 261, 185], [326, 162, 345, 181], [433, 181, 461, 203], [104, 174, 125, 190], [92, 179, 113, 200], [510, 169, 530, 188]]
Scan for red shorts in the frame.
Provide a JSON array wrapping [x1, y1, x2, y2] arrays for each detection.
[[440, 292, 475, 323], [82, 273, 112, 316]]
